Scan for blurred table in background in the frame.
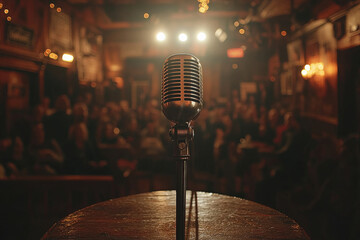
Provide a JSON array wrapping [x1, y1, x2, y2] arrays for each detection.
[[42, 190, 309, 240]]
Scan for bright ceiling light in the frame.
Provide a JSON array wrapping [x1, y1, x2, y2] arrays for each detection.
[[156, 32, 166, 42], [178, 33, 188, 42], [197, 32, 206, 41]]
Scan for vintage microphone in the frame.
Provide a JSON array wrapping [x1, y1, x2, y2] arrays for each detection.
[[161, 53, 203, 240]]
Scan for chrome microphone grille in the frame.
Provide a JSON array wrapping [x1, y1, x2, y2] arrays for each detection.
[[161, 54, 203, 123], [163, 58, 181, 104], [183, 58, 202, 103]]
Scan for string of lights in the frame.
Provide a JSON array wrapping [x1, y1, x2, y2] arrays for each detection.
[[0, 2, 12, 21]]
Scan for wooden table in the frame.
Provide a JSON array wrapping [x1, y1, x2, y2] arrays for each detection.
[[42, 191, 309, 240]]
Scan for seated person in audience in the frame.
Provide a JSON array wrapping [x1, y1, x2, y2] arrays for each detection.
[[242, 95, 259, 138], [104, 102, 121, 127], [2, 136, 28, 176], [87, 105, 101, 144], [72, 102, 88, 124], [212, 123, 229, 177], [275, 112, 311, 187], [0, 137, 14, 177], [140, 121, 166, 156], [22, 104, 46, 145], [28, 123, 64, 175], [121, 118, 141, 149], [44, 95, 72, 148], [96, 121, 129, 148], [273, 111, 290, 146], [139, 121, 167, 170], [0, 163, 5, 178], [63, 123, 96, 174], [95, 121, 133, 174], [258, 108, 280, 144]]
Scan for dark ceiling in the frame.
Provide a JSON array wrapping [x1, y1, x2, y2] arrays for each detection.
[[65, 0, 320, 30]]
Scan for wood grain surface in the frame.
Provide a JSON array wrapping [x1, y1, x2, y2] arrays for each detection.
[[42, 191, 309, 240]]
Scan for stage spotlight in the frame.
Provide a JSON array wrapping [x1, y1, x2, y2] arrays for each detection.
[[156, 32, 166, 42], [178, 33, 188, 42], [197, 32, 206, 41]]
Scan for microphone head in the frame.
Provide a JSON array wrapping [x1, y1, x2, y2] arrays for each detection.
[[161, 53, 203, 123]]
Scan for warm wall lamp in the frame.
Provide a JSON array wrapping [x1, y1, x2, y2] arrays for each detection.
[[301, 63, 324, 79], [62, 53, 74, 62]]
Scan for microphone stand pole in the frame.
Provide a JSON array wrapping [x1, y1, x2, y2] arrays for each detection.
[[170, 123, 193, 240]]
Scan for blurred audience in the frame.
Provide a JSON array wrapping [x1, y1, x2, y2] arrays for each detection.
[[44, 95, 72, 148], [63, 123, 95, 174], [1, 87, 357, 239], [28, 123, 63, 175]]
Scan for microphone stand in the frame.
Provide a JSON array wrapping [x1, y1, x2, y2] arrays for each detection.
[[169, 123, 193, 240]]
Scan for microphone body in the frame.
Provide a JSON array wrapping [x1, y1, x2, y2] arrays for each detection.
[[161, 53, 203, 240], [161, 53, 203, 123]]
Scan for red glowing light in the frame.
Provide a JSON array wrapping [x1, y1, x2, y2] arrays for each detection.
[[227, 48, 244, 58]]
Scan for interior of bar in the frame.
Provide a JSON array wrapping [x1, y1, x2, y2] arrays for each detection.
[[0, 0, 359, 239]]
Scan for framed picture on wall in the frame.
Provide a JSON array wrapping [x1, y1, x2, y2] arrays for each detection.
[[287, 39, 304, 65], [5, 72, 29, 110], [6, 23, 34, 48], [77, 26, 103, 82], [49, 9, 72, 49]]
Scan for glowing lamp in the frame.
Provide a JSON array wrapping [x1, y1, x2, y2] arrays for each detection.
[[301, 69, 308, 78], [49, 53, 58, 60], [227, 48, 244, 58], [199, 7, 206, 13], [62, 53, 74, 62], [301, 62, 325, 79]]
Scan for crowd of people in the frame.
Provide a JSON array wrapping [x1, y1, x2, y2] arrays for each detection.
[[0, 90, 310, 179], [0, 93, 169, 177], [0, 89, 358, 239]]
